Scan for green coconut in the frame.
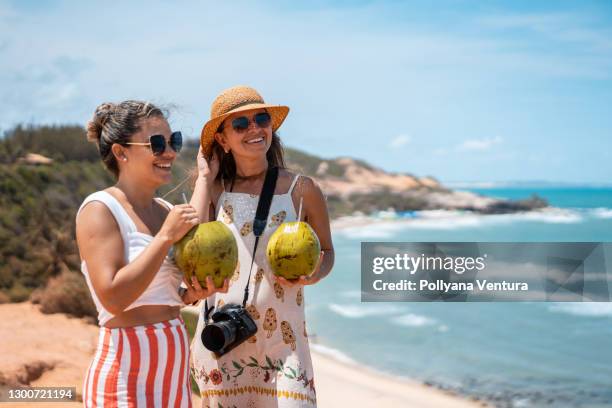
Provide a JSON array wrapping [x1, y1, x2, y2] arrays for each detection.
[[174, 221, 238, 288], [266, 221, 321, 280]]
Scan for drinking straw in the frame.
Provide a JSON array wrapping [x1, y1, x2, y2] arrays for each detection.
[[298, 197, 303, 221]]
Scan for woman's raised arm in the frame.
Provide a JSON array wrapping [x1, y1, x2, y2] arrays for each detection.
[[190, 146, 220, 222]]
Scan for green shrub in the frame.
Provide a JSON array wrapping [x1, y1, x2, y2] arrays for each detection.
[[36, 269, 97, 319], [7, 283, 31, 302], [180, 310, 201, 395]]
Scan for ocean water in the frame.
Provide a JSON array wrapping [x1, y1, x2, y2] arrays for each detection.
[[305, 187, 612, 407]]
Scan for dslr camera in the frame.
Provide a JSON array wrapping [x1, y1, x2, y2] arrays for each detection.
[[201, 303, 257, 356]]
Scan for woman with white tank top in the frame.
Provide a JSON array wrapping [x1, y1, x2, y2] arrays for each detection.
[[76, 101, 228, 407]]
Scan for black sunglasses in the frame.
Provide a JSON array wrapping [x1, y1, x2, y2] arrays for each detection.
[[124, 131, 183, 156], [219, 112, 271, 133]]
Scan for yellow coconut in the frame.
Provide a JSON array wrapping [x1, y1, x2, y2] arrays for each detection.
[[174, 221, 238, 288], [266, 221, 320, 279]]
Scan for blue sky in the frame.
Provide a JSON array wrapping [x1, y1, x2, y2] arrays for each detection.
[[1, 0, 611, 183]]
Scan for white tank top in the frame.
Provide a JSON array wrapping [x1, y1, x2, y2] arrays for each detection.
[[76, 191, 183, 326]]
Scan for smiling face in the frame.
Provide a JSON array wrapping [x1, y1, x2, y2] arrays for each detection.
[[112, 116, 177, 187], [214, 108, 273, 160]]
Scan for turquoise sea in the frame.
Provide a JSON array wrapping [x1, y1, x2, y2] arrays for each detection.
[[305, 187, 612, 407]]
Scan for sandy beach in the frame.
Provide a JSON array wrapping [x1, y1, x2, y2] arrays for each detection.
[[310, 349, 485, 408], [0, 302, 486, 407]]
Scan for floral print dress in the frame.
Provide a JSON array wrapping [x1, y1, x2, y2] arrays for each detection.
[[191, 174, 316, 408]]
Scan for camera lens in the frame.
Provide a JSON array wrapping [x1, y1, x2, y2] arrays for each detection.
[[202, 320, 237, 352]]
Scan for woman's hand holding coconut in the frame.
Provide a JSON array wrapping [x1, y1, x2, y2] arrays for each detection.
[[163, 202, 230, 304], [159, 203, 200, 243], [181, 275, 229, 306], [273, 250, 325, 287]]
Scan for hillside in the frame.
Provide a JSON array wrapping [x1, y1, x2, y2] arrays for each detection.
[[284, 146, 546, 217]]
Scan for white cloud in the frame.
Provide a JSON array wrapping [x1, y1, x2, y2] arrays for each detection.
[[458, 136, 503, 151], [389, 134, 412, 148]]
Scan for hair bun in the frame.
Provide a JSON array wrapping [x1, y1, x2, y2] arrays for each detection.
[[86, 102, 116, 142]]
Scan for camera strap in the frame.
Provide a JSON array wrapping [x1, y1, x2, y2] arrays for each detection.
[[204, 165, 279, 322], [242, 165, 278, 306]]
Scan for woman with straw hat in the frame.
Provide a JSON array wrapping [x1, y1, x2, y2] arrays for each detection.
[[189, 86, 334, 407]]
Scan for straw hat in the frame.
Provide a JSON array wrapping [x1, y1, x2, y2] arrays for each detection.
[[200, 85, 289, 158]]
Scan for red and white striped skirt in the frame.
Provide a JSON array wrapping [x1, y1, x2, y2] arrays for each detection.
[[83, 317, 192, 407]]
